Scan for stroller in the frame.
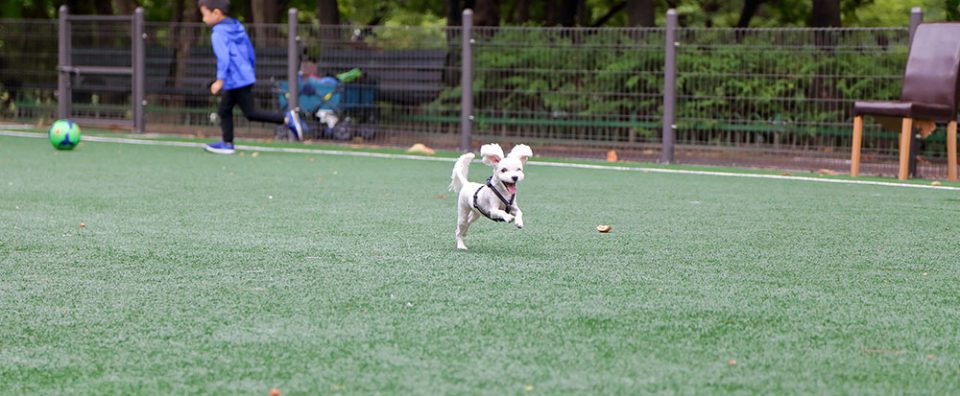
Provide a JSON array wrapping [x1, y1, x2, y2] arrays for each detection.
[[276, 68, 377, 141]]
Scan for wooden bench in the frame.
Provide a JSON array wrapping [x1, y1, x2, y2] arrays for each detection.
[[69, 46, 288, 97]]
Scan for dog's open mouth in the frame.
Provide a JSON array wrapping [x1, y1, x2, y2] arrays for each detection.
[[503, 181, 517, 194]]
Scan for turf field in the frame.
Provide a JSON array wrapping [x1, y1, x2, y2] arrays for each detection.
[[2, 133, 959, 394]]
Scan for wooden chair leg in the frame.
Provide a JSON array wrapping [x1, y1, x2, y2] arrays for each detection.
[[949, 121, 958, 182], [851, 116, 863, 177], [899, 118, 913, 180]]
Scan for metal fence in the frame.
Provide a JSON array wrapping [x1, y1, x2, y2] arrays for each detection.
[[471, 26, 665, 162], [0, 19, 60, 123], [674, 27, 915, 175], [297, 23, 461, 145], [141, 21, 289, 136], [0, 11, 952, 179]]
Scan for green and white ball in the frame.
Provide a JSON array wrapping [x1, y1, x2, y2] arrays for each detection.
[[49, 119, 81, 150]]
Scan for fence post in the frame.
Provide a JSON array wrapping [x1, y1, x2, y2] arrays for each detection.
[[57, 5, 71, 120], [133, 7, 145, 133], [909, 7, 923, 38], [907, 7, 923, 177], [659, 9, 677, 164], [460, 9, 473, 153], [287, 8, 300, 113]]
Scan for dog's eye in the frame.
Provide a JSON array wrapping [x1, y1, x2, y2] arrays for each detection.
[[500, 168, 507, 173]]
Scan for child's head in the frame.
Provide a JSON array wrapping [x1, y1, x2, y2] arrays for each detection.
[[198, 0, 229, 26]]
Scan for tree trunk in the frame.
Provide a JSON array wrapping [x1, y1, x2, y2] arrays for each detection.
[[316, 0, 341, 48], [810, 0, 840, 27], [173, 0, 200, 90], [94, 0, 113, 15], [511, 0, 531, 24], [447, 0, 462, 26], [474, 0, 501, 26], [626, 0, 655, 27], [317, 0, 340, 25], [251, 0, 267, 47], [249, 0, 286, 46], [545, 0, 558, 26], [557, 0, 579, 26], [66, 0, 95, 15], [736, 0, 763, 28], [576, 0, 590, 26], [264, 1, 283, 23], [701, 0, 720, 27], [115, 0, 138, 15]]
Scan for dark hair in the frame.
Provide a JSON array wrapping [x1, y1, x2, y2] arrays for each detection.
[[198, 0, 230, 14]]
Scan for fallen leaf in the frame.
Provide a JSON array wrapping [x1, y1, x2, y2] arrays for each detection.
[[727, 359, 737, 366], [434, 194, 448, 199], [406, 143, 435, 154], [606, 150, 618, 162], [817, 168, 838, 176]]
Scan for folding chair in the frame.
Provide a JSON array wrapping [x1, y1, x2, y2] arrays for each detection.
[[851, 23, 960, 181]]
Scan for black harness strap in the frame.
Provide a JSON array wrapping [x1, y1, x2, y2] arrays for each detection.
[[473, 177, 515, 222]]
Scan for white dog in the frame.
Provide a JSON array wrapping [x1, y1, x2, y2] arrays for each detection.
[[449, 143, 532, 250]]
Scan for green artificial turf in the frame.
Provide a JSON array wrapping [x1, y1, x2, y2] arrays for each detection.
[[1, 135, 959, 394]]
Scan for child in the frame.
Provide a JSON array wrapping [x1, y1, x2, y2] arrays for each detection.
[[199, 0, 304, 154]]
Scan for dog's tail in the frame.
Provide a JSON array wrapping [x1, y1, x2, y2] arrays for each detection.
[[449, 153, 475, 192]]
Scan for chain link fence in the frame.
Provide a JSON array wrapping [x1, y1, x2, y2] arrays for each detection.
[[297, 24, 460, 145], [142, 22, 289, 137], [674, 27, 922, 177], [471, 27, 665, 162], [0, 17, 951, 178], [0, 19, 60, 123]]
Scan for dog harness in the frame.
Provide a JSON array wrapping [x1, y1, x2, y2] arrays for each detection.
[[473, 177, 515, 222]]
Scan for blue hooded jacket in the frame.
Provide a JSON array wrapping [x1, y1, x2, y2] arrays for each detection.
[[211, 18, 256, 90]]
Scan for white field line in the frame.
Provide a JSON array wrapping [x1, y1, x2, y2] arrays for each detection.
[[3, 129, 959, 192]]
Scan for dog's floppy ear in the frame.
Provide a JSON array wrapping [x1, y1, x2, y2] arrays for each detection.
[[480, 143, 504, 166], [507, 144, 532, 164]]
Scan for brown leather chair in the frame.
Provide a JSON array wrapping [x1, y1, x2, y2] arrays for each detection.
[[851, 23, 960, 181]]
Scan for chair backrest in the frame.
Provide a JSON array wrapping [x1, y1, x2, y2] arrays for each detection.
[[901, 23, 960, 112]]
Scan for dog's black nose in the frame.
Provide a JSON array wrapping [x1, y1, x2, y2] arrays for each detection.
[[511, 176, 518, 182]]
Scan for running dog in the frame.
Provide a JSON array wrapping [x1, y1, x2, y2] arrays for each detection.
[[449, 143, 532, 250]]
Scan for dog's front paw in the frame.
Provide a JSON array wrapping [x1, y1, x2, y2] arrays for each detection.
[[515, 221, 523, 229], [501, 214, 515, 223]]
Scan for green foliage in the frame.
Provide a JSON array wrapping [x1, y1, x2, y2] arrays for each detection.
[[0, 0, 943, 28], [458, 29, 664, 140], [676, 30, 906, 132], [435, 27, 906, 144]]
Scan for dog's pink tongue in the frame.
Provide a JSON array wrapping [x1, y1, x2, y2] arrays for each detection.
[[507, 184, 517, 194]]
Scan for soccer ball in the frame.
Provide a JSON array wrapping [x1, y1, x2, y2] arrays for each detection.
[[49, 119, 81, 150]]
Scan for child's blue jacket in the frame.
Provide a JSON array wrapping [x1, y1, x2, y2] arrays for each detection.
[[211, 18, 257, 90]]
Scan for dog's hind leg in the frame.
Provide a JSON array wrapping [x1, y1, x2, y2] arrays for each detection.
[[455, 205, 472, 250]]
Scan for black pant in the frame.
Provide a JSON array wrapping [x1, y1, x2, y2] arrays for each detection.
[[217, 84, 284, 143]]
